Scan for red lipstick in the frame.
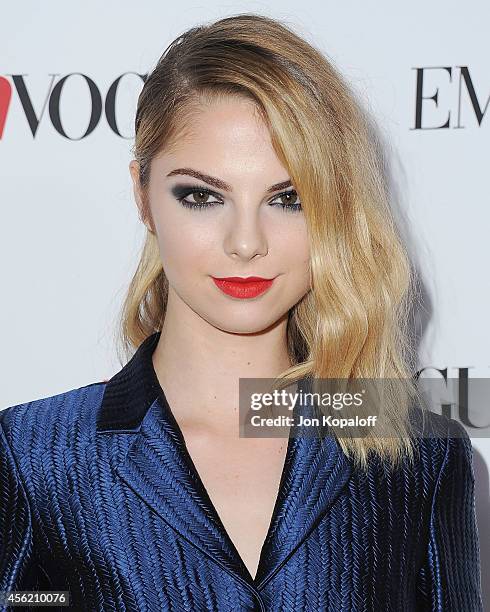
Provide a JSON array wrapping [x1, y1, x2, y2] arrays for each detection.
[[212, 276, 275, 299]]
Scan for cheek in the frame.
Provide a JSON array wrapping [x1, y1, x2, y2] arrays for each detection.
[[277, 224, 310, 269], [154, 214, 215, 277]]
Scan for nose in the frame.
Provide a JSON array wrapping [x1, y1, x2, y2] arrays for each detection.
[[223, 206, 268, 261]]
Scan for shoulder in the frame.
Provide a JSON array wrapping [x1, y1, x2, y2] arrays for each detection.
[[0, 381, 107, 456], [408, 406, 474, 483]]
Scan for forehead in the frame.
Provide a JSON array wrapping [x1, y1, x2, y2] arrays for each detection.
[[152, 97, 286, 180], [162, 96, 270, 151]]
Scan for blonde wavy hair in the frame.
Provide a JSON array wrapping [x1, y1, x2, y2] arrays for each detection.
[[117, 13, 424, 471]]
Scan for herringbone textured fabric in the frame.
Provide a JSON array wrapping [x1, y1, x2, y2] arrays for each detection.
[[0, 333, 483, 611]]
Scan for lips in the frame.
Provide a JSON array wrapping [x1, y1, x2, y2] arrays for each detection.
[[212, 276, 275, 299]]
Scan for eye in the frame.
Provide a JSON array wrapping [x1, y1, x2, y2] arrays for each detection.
[[174, 186, 224, 211], [269, 189, 302, 213]]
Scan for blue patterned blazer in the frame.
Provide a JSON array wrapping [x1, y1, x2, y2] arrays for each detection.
[[0, 332, 483, 611]]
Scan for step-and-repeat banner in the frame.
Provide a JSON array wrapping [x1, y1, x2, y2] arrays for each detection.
[[1, 1, 488, 602]]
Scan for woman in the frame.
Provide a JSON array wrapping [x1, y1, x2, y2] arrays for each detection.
[[0, 13, 483, 612]]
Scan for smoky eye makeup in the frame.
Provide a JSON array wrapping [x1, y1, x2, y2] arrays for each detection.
[[170, 184, 223, 202], [170, 182, 302, 213]]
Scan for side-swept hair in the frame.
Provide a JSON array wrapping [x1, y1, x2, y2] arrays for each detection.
[[117, 13, 422, 470]]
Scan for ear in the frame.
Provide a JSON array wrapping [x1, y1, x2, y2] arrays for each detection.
[[129, 160, 155, 233]]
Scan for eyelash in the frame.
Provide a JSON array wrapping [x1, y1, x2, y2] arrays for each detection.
[[175, 186, 302, 213]]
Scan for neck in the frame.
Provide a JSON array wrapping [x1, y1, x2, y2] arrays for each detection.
[[151, 289, 293, 431]]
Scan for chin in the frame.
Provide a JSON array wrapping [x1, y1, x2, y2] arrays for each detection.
[[205, 310, 286, 335]]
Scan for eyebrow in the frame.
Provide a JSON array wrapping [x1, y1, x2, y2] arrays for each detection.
[[166, 168, 292, 194]]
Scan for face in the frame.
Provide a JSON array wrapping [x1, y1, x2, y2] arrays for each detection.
[[129, 96, 311, 335]]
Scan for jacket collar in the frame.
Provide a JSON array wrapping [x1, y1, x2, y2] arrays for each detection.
[[97, 332, 353, 590]]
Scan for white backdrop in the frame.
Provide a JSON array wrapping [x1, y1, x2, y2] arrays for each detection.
[[1, 1, 488, 604]]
